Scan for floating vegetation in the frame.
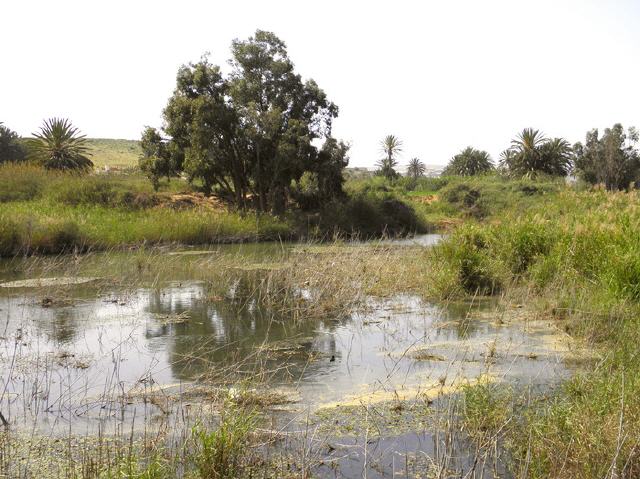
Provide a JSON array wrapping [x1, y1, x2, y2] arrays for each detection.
[[154, 310, 191, 325], [410, 350, 446, 361], [0, 276, 100, 288]]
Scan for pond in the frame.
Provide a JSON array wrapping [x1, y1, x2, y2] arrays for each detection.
[[0, 235, 580, 477]]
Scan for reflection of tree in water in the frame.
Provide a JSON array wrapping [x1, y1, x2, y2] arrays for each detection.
[[439, 301, 494, 339], [143, 281, 342, 383], [29, 287, 110, 345], [46, 309, 78, 344], [28, 304, 83, 345]]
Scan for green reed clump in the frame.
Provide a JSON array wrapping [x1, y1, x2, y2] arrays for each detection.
[[191, 400, 258, 479], [461, 381, 513, 439], [0, 162, 50, 202], [0, 213, 85, 255], [430, 225, 506, 296]]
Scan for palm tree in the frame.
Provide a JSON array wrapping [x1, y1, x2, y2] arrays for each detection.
[[443, 147, 493, 176], [503, 128, 571, 177], [498, 149, 516, 170], [28, 118, 93, 170], [376, 135, 402, 180], [539, 138, 573, 176], [406, 157, 426, 179]]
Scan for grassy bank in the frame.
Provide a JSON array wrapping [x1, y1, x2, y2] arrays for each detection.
[[347, 173, 564, 227], [0, 163, 435, 256], [427, 188, 640, 477]]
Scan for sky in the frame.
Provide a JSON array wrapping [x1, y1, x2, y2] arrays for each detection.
[[2, 0, 640, 167]]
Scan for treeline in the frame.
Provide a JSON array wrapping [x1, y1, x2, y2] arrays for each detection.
[[443, 126, 639, 191], [376, 126, 640, 191]]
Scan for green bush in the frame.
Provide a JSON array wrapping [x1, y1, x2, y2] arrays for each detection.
[[497, 221, 557, 274], [0, 217, 21, 256], [315, 194, 426, 238]]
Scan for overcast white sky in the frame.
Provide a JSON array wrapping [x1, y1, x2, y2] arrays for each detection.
[[2, 0, 640, 167]]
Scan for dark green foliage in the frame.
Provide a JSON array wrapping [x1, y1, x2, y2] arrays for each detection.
[[28, 118, 93, 171], [147, 30, 346, 212], [293, 137, 350, 210], [315, 138, 350, 200], [0, 122, 27, 163], [315, 194, 425, 238], [500, 128, 571, 177], [443, 147, 493, 176], [376, 135, 402, 180], [573, 124, 640, 190]]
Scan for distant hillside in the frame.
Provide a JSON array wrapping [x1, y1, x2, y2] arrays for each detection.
[[86, 139, 141, 168]]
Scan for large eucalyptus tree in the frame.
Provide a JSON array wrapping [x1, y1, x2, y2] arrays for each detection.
[[142, 30, 348, 213]]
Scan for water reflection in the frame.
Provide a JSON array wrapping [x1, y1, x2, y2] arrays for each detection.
[[0, 244, 577, 479]]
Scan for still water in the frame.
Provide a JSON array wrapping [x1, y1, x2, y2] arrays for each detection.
[[0, 236, 578, 477]]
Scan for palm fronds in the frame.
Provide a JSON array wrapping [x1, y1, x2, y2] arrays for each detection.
[[28, 118, 93, 171]]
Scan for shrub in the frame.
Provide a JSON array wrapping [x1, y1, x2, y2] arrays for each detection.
[[0, 217, 21, 256], [315, 195, 425, 238], [497, 221, 557, 274], [441, 183, 487, 218]]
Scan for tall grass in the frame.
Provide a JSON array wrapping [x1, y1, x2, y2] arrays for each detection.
[[429, 188, 640, 477]]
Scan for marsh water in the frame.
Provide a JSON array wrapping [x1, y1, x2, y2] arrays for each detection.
[[0, 236, 578, 478]]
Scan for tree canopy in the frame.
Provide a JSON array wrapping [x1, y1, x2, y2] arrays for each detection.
[[0, 122, 27, 163], [573, 124, 640, 190], [28, 118, 93, 171], [500, 128, 571, 177], [444, 147, 493, 176], [142, 30, 348, 212]]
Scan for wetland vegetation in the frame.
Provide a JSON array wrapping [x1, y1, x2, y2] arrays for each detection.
[[3, 26, 640, 479]]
